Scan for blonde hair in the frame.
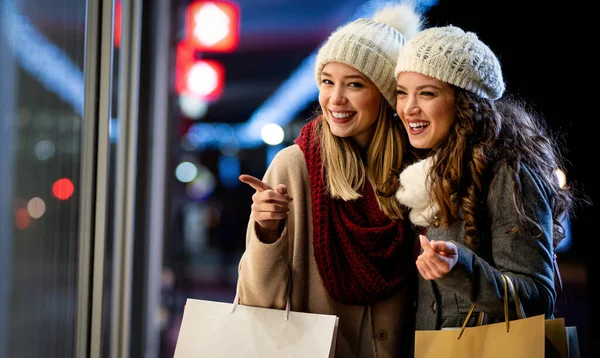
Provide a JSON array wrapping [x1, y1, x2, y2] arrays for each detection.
[[316, 100, 405, 220]]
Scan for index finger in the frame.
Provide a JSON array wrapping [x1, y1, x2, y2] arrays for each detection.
[[431, 240, 457, 255], [239, 174, 273, 192]]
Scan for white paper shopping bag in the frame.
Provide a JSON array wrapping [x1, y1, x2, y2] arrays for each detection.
[[173, 298, 339, 358]]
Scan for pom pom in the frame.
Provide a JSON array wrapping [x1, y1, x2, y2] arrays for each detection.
[[372, 1, 423, 40]]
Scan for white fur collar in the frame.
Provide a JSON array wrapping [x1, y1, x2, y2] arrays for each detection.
[[395, 157, 439, 227]]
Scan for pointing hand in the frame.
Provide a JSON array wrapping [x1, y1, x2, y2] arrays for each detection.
[[416, 235, 458, 280], [239, 174, 293, 242]]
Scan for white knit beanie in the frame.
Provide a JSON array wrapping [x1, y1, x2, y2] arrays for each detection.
[[315, 2, 423, 108], [394, 25, 505, 100]]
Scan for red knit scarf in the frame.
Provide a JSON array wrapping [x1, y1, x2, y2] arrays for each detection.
[[295, 117, 410, 305]]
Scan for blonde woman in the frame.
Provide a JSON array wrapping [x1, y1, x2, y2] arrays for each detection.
[[236, 2, 423, 357]]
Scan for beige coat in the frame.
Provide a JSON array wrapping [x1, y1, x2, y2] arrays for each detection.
[[237, 144, 415, 358]]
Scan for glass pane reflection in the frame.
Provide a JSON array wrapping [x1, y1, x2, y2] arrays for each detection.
[[0, 0, 87, 356]]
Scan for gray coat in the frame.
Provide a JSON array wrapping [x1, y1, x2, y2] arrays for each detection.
[[415, 163, 556, 330]]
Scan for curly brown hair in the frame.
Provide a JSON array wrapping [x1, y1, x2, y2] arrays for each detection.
[[416, 88, 574, 248]]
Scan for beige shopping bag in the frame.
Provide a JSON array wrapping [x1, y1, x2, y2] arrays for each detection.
[[414, 313, 546, 358], [173, 297, 339, 358], [545, 318, 568, 358], [415, 274, 548, 358], [545, 317, 580, 358]]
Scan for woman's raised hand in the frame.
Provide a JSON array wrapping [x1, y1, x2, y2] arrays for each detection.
[[239, 174, 293, 243], [416, 235, 458, 280]]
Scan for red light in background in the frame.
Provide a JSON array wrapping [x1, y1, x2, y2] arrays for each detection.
[[114, 1, 122, 48], [176, 43, 225, 101], [15, 208, 31, 230], [186, 0, 240, 52], [52, 178, 75, 200], [186, 60, 225, 100], [176, 41, 196, 95]]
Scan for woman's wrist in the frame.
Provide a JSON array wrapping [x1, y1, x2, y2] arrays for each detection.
[[255, 221, 281, 244]]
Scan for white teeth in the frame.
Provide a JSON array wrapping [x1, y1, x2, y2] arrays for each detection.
[[331, 112, 353, 119], [409, 122, 429, 129]]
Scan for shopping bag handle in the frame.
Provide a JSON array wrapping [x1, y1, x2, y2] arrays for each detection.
[[503, 274, 525, 319], [457, 274, 524, 339], [230, 289, 291, 321], [231, 259, 293, 321]]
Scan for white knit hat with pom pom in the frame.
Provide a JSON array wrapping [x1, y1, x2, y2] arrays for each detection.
[[315, 1, 423, 108]]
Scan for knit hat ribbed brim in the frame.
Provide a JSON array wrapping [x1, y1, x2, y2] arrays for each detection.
[[394, 25, 505, 100]]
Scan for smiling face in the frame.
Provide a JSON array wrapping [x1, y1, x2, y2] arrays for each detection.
[[395, 72, 457, 149], [318, 62, 383, 148]]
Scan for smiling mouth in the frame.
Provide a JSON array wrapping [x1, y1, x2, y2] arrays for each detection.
[[408, 121, 429, 133], [409, 121, 429, 130], [331, 111, 353, 118], [329, 111, 356, 122]]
